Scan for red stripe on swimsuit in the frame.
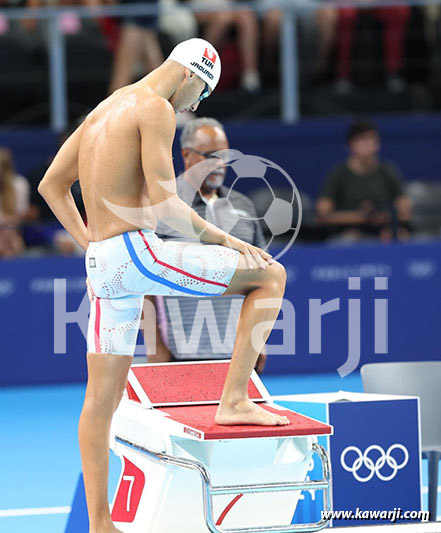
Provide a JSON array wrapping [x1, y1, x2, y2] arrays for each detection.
[[94, 297, 101, 353], [138, 230, 228, 289]]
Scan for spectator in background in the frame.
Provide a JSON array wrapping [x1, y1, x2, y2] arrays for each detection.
[[0, 147, 30, 257], [316, 120, 411, 242], [108, 0, 164, 93], [424, 6, 441, 87], [13, 0, 83, 36], [159, 0, 198, 45], [335, 4, 410, 93], [143, 117, 267, 373], [194, 0, 261, 92], [260, 1, 338, 83]]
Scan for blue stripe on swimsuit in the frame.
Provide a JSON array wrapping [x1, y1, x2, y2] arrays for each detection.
[[123, 232, 220, 297]]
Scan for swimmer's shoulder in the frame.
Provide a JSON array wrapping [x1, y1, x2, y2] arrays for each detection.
[[135, 93, 176, 136], [84, 86, 176, 140], [83, 86, 143, 126]]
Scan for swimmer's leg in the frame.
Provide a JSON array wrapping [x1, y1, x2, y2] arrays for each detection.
[[215, 255, 289, 427], [79, 352, 132, 533]]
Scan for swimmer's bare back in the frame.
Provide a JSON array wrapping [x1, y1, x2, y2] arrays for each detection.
[[39, 78, 273, 270], [79, 84, 169, 242]]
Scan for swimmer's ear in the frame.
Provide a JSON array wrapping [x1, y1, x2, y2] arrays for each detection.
[[186, 67, 196, 80]]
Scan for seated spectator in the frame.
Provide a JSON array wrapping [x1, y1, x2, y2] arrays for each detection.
[[107, 0, 164, 93], [0, 0, 38, 36], [0, 147, 30, 257], [316, 120, 411, 242], [260, 1, 338, 84], [334, 3, 410, 93], [159, 0, 198, 45], [19, 0, 83, 33], [194, 0, 261, 92], [424, 5, 441, 87], [0, 0, 9, 36]]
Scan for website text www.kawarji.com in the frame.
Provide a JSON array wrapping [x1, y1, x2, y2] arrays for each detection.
[[322, 508, 430, 523]]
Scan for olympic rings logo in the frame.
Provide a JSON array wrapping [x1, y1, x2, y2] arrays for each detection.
[[340, 444, 409, 482]]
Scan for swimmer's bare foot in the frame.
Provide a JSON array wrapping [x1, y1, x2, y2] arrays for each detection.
[[90, 525, 123, 533], [90, 529, 122, 533], [90, 527, 122, 533], [215, 398, 290, 426]]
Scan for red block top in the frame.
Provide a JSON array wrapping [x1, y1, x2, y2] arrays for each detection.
[[158, 404, 332, 440], [129, 362, 265, 406]]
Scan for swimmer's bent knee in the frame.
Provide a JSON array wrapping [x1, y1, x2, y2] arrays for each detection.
[[273, 261, 287, 282], [260, 261, 287, 290]]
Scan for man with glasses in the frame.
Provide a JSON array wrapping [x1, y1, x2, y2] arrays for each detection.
[[143, 118, 267, 373]]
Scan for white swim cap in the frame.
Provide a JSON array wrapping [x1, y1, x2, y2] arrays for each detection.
[[168, 38, 221, 93]]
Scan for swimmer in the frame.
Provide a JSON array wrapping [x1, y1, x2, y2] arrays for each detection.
[[38, 38, 288, 533]]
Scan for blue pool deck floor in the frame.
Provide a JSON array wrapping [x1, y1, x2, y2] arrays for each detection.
[[0, 372, 438, 532]]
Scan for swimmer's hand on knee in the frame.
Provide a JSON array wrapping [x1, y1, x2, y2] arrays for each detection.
[[221, 235, 274, 270]]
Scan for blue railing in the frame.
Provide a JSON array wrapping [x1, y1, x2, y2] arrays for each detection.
[[0, 0, 437, 129]]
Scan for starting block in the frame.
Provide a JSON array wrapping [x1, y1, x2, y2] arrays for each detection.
[[109, 361, 333, 532]]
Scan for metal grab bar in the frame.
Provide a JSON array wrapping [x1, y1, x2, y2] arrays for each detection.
[[115, 436, 332, 533]]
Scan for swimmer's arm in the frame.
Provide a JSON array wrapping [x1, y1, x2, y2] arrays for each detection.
[[38, 124, 89, 251], [139, 99, 228, 245]]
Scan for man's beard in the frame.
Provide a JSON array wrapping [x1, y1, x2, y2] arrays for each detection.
[[203, 172, 224, 190]]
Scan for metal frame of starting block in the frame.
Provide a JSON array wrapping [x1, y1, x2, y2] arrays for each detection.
[[109, 361, 333, 533], [114, 436, 332, 533]]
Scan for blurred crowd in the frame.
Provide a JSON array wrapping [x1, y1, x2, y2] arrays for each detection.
[[1, 0, 441, 257], [4, 118, 441, 259], [1, 0, 441, 95], [0, 137, 86, 258]]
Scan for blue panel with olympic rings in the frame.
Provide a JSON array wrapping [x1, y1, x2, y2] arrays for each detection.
[[277, 394, 421, 527], [328, 398, 421, 526]]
